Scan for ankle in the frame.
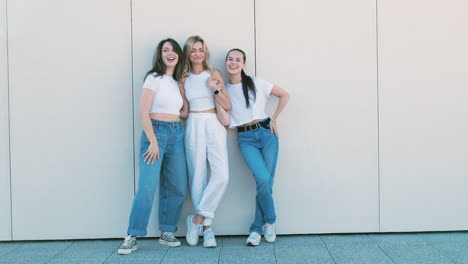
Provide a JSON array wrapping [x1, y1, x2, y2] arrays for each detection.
[[193, 214, 205, 225]]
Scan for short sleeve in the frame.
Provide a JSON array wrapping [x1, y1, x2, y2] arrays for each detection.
[[143, 74, 160, 92], [255, 77, 274, 97]]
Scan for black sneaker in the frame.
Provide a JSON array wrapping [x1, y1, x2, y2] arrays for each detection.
[[118, 235, 137, 255], [159, 232, 181, 247]]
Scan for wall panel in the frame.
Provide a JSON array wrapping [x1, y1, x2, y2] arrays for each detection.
[[256, 0, 379, 233], [0, 0, 11, 241], [379, 0, 468, 231], [8, 0, 134, 239]]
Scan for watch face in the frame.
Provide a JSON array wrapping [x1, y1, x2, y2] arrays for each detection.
[[214, 89, 220, 95]]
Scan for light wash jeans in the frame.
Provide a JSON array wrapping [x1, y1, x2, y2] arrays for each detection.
[[237, 120, 279, 234], [127, 119, 187, 236]]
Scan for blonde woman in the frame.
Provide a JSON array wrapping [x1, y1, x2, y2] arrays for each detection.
[[179, 35, 230, 248]]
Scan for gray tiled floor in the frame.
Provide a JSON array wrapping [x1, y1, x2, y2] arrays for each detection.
[[1, 232, 468, 264]]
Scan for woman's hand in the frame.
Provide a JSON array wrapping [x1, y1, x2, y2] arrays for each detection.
[[207, 77, 221, 91], [143, 142, 160, 164], [270, 120, 279, 138]]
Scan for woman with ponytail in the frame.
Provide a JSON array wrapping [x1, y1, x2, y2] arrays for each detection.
[[225, 49, 289, 246]]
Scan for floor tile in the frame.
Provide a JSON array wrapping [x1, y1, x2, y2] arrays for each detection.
[[370, 234, 428, 245], [161, 246, 220, 264], [326, 243, 394, 264], [220, 247, 275, 264], [275, 244, 335, 264], [274, 235, 323, 247], [377, 244, 455, 264]]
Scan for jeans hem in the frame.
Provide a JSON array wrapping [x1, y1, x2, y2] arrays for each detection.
[[159, 224, 177, 233], [127, 228, 147, 237]]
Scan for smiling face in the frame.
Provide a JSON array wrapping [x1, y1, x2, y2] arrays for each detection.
[[189, 41, 206, 65], [225, 50, 245, 75], [161, 41, 179, 68]]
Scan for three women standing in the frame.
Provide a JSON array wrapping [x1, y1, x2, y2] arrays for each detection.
[[118, 37, 288, 253]]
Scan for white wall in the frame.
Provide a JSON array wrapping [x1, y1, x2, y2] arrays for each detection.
[[8, 0, 134, 240], [0, 0, 11, 241], [131, 0, 256, 236], [256, 0, 379, 233], [2, 0, 468, 241], [378, 0, 468, 231]]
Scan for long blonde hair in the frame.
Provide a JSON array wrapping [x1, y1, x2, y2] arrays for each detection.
[[182, 35, 213, 78]]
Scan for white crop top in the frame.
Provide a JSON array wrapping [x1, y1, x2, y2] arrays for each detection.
[[226, 76, 274, 128], [184, 70, 216, 111], [142, 73, 183, 115]]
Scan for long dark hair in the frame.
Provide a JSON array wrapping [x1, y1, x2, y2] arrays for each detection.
[[144, 38, 184, 82], [226, 48, 256, 108]]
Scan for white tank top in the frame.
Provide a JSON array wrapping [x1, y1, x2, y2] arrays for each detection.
[[143, 73, 183, 115], [184, 70, 216, 111]]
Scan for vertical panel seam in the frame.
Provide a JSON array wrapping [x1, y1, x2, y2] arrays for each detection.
[[254, 0, 257, 75], [5, 0, 13, 240], [375, 0, 381, 232], [130, 0, 136, 194]]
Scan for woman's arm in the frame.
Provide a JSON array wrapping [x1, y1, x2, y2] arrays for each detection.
[[140, 88, 160, 164], [178, 78, 189, 119], [216, 104, 230, 126], [269, 85, 290, 138], [207, 69, 232, 111]]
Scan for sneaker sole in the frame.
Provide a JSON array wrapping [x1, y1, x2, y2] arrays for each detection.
[[246, 241, 260, 247], [265, 237, 276, 243], [203, 242, 217, 248], [117, 245, 137, 255], [159, 239, 181, 247]]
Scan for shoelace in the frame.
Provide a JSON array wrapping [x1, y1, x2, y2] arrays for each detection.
[[164, 232, 177, 241], [204, 230, 215, 240], [249, 232, 259, 239], [265, 225, 274, 233], [122, 235, 135, 247]]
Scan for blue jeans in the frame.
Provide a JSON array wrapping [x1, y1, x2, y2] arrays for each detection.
[[127, 119, 187, 236], [237, 122, 279, 234]]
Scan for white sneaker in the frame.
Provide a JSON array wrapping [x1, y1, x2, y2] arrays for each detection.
[[264, 224, 276, 243], [203, 228, 217, 248], [117, 235, 137, 255], [246, 232, 261, 246], [186, 215, 202, 246]]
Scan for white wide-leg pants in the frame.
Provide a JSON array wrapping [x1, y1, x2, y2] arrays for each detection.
[[185, 113, 229, 226]]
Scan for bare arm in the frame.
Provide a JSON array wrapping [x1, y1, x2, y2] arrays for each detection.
[[140, 88, 160, 163], [269, 85, 290, 138], [178, 78, 189, 119], [216, 104, 230, 126], [207, 69, 231, 111]]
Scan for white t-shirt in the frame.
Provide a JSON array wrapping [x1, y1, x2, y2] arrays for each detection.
[[143, 73, 183, 115], [226, 76, 274, 128], [184, 70, 216, 111]]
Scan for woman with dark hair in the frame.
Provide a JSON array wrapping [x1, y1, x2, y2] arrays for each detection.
[[118, 38, 187, 254], [224, 48, 289, 246], [180, 35, 231, 248]]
